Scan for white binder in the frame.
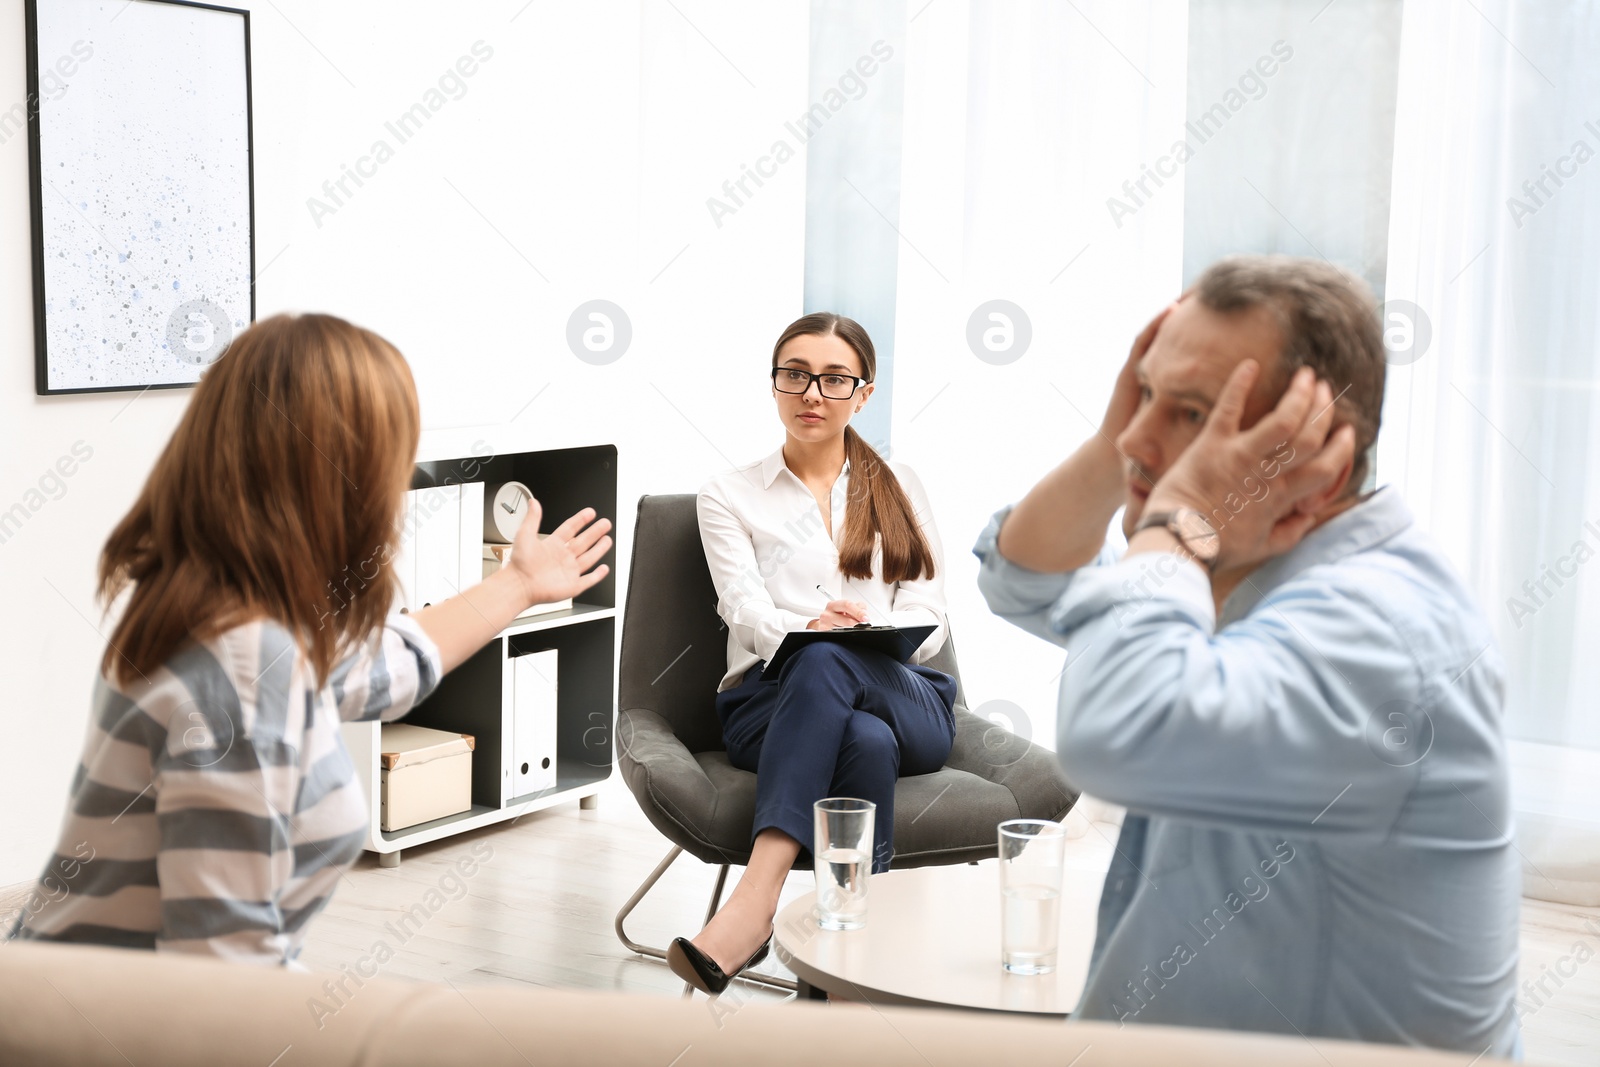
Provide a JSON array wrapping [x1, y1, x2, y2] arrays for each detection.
[[413, 483, 461, 609], [512, 649, 559, 795]]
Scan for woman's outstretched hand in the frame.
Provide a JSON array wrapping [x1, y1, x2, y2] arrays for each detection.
[[508, 499, 612, 608], [410, 498, 612, 675]]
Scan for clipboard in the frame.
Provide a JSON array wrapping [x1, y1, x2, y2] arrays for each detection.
[[760, 624, 937, 682]]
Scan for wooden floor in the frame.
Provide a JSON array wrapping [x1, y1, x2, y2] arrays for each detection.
[[298, 777, 804, 1007], [292, 780, 1600, 1064]]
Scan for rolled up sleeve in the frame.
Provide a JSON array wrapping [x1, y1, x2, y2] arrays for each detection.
[[971, 504, 1118, 648], [330, 613, 444, 723]]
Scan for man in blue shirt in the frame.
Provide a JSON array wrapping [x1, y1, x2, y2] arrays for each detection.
[[974, 255, 1519, 1056]]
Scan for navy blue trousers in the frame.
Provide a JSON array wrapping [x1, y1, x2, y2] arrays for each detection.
[[716, 642, 957, 874]]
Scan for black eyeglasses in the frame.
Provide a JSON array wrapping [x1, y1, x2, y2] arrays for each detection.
[[771, 367, 869, 400]]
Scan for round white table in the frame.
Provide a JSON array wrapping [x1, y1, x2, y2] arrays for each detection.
[[771, 860, 1103, 1015]]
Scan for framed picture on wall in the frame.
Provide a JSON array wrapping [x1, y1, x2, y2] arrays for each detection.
[[26, 0, 254, 395]]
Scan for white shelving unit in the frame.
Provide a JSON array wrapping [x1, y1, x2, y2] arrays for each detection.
[[341, 444, 618, 866]]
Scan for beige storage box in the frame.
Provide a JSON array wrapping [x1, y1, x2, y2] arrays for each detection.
[[379, 724, 475, 832]]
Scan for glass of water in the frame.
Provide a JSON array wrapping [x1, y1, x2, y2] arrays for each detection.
[[813, 797, 875, 930], [998, 818, 1066, 974]]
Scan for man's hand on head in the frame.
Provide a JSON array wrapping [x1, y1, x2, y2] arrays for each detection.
[[1138, 360, 1357, 572], [1101, 299, 1181, 445]]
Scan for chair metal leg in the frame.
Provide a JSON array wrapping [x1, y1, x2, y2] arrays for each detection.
[[614, 843, 798, 994], [615, 845, 683, 960]]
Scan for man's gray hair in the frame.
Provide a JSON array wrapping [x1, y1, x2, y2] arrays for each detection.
[[1194, 255, 1385, 493]]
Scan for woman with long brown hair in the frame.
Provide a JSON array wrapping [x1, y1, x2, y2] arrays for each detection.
[[8, 313, 610, 963], [670, 312, 955, 994]]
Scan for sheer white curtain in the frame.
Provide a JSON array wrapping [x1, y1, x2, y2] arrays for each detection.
[[1380, 0, 1600, 903], [1180, 0, 1403, 293], [890, 0, 1188, 776]]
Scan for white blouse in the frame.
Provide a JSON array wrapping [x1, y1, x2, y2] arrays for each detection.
[[697, 445, 949, 691]]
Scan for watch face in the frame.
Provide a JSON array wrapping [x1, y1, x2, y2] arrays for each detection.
[[1173, 508, 1220, 561]]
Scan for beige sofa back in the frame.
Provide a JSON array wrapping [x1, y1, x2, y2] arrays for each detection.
[[0, 943, 1512, 1066]]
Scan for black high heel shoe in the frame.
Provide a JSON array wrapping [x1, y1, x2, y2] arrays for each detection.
[[666, 933, 772, 995]]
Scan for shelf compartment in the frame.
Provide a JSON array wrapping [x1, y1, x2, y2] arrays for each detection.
[[413, 443, 618, 611], [508, 616, 615, 793], [400, 637, 505, 810]]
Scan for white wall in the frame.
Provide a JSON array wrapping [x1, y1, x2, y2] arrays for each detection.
[[0, 0, 809, 886]]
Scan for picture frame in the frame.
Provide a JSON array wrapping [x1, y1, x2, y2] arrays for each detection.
[[26, 0, 254, 395]]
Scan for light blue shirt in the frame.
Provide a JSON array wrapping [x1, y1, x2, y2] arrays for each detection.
[[973, 488, 1520, 1056]]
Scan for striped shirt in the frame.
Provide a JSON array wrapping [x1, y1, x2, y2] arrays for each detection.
[[7, 614, 441, 965]]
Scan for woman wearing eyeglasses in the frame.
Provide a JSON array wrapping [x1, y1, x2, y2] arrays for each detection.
[[668, 312, 956, 995]]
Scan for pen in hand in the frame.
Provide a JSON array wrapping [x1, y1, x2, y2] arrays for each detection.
[[815, 583, 871, 628]]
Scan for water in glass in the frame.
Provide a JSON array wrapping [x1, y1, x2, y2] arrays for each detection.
[[1001, 883, 1061, 974], [817, 846, 870, 930]]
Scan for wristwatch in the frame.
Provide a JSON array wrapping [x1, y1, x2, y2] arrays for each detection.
[[1133, 507, 1220, 569]]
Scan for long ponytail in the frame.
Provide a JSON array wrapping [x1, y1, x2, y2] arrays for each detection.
[[839, 425, 936, 584]]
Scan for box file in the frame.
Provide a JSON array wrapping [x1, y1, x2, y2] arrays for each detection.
[[394, 483, 486, 613], [512, 648, 559, 795]]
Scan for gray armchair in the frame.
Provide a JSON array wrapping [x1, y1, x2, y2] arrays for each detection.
[[613, 494, 1077, 991]]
